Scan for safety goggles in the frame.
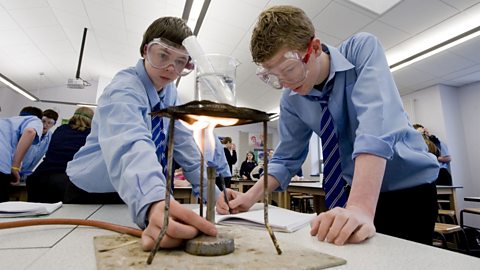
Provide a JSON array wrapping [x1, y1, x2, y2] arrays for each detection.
[[256, 43, 313, 89], [145, 38, 194, 76], [42, 117, 55, 127]]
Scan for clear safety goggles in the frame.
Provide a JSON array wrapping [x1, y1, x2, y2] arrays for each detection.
[[256, 43, 313, 89], [145, 38, 194, 76]]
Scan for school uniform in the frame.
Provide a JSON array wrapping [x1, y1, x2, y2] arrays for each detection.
[[20, 131, 52, 177], [66, 59, 220, 229], [269, 33, 439, 245], [0, 116, 43, 202]]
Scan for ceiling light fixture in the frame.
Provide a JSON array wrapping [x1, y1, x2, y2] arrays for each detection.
[[390, 25, 480, 72], [0, 73, 39, 101], [39, 99, 97, 107]]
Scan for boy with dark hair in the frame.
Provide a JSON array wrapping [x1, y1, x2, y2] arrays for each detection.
[[217, 5, 439, 246], [66, 17, 220, 251], [21, 108, 59, 178], [0, 106, 43, 201]]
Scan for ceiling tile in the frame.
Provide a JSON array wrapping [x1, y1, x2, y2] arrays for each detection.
[[267, 0, 332, 18], [379, 0, 458, 35], [440, 0, 480, 10], [360, 20, 410, 49], [206, 0, 260, 31], [409, 50, 477, 77], [0, 0, 48, 10], [312, 1, 374, 40], [392, 66, 438, 88], [0, 6, 18, 30], [9, 7, 58, 28]]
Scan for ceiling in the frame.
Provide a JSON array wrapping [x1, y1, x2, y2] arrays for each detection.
[[1, 0, 480, 113]]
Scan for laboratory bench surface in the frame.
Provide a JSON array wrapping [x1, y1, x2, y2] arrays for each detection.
[[0, 204, 479, 270]]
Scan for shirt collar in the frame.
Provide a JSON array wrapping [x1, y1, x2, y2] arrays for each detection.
[[135, 59, 170, 109]]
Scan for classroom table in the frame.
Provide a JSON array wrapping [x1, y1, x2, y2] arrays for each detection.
[[0, 204, 478, 270]]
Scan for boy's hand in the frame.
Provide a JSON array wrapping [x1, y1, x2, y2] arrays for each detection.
[[215, 189, 253, 215], [141, 200, 217, 251], [309, 205, 376, 245], [10, 170, 20, 185]]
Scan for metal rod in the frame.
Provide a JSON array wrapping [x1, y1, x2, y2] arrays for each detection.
[[263, 120, 282, 255], [199, 128, 204, 217], [76, 28, 88, 79], [206, 167, 216, 223], [147, 116, 176, 264]]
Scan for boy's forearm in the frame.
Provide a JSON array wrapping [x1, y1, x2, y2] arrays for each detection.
[[245, 175, 281, 204], [12, 128, 37, 168], [347, 154, 386, 218]]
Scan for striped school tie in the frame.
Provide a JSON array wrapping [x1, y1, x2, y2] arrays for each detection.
[[316, 94, 348, 209], [151, 102, 168, 177]]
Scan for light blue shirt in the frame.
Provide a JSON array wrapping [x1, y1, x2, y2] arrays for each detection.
[[0, 116, 43, 174], [269, 33, 439, 192], [438, 141, 450, 170], [67, 59, 221, 229], [21, 131, 52, 176]]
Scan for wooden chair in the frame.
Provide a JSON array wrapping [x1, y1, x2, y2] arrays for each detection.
[[434, 223, 470, 254]]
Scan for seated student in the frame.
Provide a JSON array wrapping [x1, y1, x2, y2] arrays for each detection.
[[240, 151, 258, 180], [20, 109, 59, 180], [65, 17, 221, 251], [26, 107, 94, 203], [0, 106, 43, 202]]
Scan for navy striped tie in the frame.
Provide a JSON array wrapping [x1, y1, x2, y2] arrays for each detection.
[[151, 102, 168, 177], [317, 94, 348, 209]]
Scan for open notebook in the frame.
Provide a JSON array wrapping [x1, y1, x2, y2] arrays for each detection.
[[0, 201, 62, 217], [214, 204, 316, 233]]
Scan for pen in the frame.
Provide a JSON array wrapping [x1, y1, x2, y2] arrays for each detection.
[[221, 175, 232, 214]]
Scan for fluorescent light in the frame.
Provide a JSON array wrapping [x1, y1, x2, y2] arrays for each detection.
[[390, 25, 480, 72], [186, 0, 204, 31], [348, 0, 402, 15], [0, 73, 39, 101], [76, 103, 97, 108], [39, 99, 97, 107]]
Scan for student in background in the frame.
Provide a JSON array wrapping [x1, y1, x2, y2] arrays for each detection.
[[240, 151, 257, 180], [216, 136, 237, 189], [0, 106, 43, 202], [27, 107, 94, 203], [414, 124, 452, 186], [65, 16, 218, 251], [20, 109, 59, 180], [217, 5, 439, 246]]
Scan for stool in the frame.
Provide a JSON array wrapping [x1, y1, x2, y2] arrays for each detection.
[[291, 194, 314, 213], [434, 223, 470, 254]]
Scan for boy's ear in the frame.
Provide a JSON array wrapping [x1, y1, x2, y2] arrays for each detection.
[[142, 44, 148, 57], [311, 38, 322, 55]]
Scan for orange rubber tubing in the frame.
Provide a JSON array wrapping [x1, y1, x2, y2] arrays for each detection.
[[0, 218, 143, 238]]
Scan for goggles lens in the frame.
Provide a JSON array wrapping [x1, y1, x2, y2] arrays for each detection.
[[145, 38, 194, 76], [256, 44, 313, 89]]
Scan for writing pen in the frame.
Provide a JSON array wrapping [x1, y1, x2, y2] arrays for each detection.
[[220, 175, 232, 214]]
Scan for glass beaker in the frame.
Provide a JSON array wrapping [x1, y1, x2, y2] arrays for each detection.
[[194, 54, 240, 106]]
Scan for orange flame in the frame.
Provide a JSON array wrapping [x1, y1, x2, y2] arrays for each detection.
[[181, 115, 238, 161]]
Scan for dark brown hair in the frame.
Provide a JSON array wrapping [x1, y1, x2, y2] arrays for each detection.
[[139, 17, 193, 56], [251, 5, 314, 63]]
